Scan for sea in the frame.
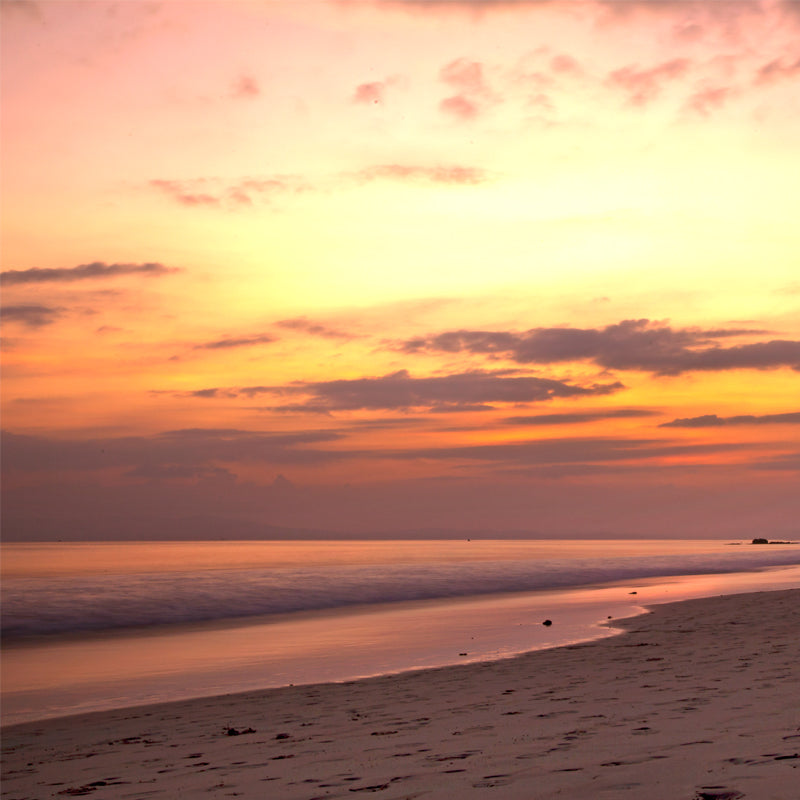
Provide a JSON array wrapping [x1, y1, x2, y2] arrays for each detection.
[[3, 538, 800, 726]]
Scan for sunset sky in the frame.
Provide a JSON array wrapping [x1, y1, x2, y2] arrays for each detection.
[[2, 0, 799, 540]]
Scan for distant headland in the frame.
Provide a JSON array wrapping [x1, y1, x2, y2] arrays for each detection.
[[751, 538, 796, 545]]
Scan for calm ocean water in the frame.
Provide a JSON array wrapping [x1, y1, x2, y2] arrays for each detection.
[[3, 539, 800, 725], [4, 539, 800, 639]]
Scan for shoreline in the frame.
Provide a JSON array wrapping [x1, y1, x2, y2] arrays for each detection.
[[3, 587, 799, 799], [5, 563, 800, 727]]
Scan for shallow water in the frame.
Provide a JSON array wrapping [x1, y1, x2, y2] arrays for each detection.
[[3, 539, 800, 725]]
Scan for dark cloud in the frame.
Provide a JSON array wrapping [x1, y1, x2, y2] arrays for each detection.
[[606, 58, 691, 106], [266, 369, 624, 412], [401, 319, 800, 375], [661, 412, 800, 428], [504, 409, 659, 426], [125, 463, 237, 481], [187, 388, 239, 399], [275, 317, 353, 339], [194, 334, 277, 350], [350, 164, 488, 185], [661, 414, 726, 428], [1, 261, 176, 286], [349, 417, 435, 430], [1, 427, 347, 476], [750, 452, 800, 472], [231, 74, 260, 99], [1, 304, 63, 327], [175, 370, 623, 412], [384, 436, 750, 467]]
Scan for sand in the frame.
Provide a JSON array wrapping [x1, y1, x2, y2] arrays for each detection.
[[2, 589, 799, 800]]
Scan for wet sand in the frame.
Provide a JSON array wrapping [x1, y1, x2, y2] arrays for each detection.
[[2, 589, 799, 799]]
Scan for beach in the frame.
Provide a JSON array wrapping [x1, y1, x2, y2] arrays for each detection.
[[3, 588, 798, 800]]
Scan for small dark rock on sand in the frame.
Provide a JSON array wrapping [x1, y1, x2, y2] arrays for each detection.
[[542, 620, 553, 626], [225, 727, 256, 736]]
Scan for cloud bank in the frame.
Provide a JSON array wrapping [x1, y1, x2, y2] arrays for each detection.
[[187, 369, 624, 413], [402, 319, 800, 375]]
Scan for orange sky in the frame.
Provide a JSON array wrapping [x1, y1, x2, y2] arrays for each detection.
[[2, 0, 799, 539]]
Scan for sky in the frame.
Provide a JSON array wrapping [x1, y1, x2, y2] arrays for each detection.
[[1, 0, 799, 540]]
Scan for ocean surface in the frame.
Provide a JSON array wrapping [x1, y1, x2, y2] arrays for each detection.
[[3, 539, 800, 725]]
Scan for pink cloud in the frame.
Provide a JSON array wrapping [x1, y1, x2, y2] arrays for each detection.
[[607, 58, 691, 106], [550, 54, 581, 75], [755, 56, 800, 85], [438, 58, 499, 119], [440, 58, 488, 94], [352, 164, 488, 185], [230, 74, 260, 99], [440, 94, 479, 120], [685, 85, 732, 115], [353, 81, 386, 104], [150, 180, 220, 207]]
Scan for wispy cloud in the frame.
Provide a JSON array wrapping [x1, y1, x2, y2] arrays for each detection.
[[193, 334, 277, 350], [606, 58, 691, 106], [1, 262, 176, 286], [150, 176, 309, 208], [684, 85, 733, 115], [275, 317, 354, 339], [348, 164, 489, 185], [1, 304, 63, 327], [150, 180, 221, 206], [150, 163, 488, 210], [1, 428, 347, 475], [504, 409, 659, 426], [755, 55, 800, 85], [750, 451, 800, 472], [383, 436, 751, 467], [186, 389, 240, 398], [661, 411, 800, 428]]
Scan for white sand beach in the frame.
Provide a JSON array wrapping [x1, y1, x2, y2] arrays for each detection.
[[3, 588, 799, 800]]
